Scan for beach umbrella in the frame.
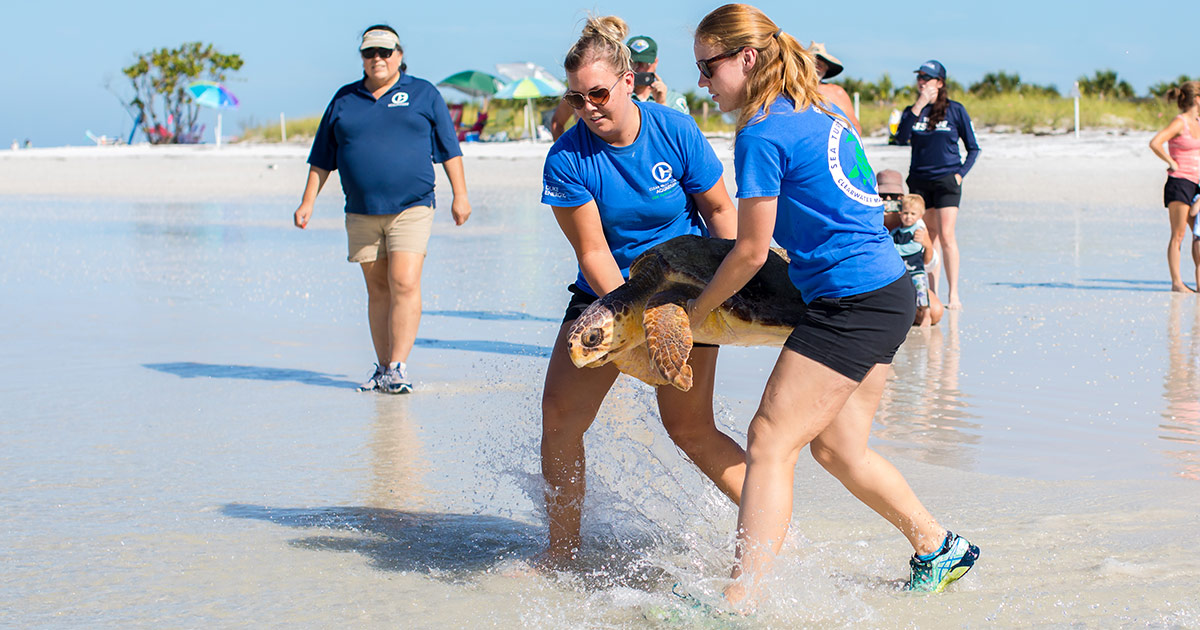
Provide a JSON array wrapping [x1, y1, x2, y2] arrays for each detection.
[[185, 81, 239, 148], [495, 62, 567, 93], [494, 77, 564, 141], [438, 70, 506, 98]]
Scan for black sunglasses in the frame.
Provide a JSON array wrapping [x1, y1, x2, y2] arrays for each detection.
[[360, 47, 395, 60], [562, 75, 624, 109], [696, 47, 745, 79]]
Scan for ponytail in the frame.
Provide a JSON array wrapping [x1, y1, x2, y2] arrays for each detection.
[[1167, 81, 1200, 112], [695, 4, 839, 130]]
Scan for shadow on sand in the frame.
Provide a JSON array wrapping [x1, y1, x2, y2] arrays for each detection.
[[222, 503, 540, 577], [144, 362, 358, 389]]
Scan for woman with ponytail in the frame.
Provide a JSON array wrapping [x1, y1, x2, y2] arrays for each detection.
[[1149, 81, 1200, 292], [896, 60, 979, 309], [539, 15, 745, 565], [689, 4, 978, 606]]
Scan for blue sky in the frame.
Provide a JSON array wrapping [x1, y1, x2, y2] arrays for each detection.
[[3, 1, 1173, 147]]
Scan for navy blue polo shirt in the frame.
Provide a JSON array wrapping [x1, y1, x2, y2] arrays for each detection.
[[308, 73, 462, 215]]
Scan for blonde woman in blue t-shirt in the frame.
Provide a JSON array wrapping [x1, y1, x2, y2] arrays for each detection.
[[689, 3, 977, 608], [538, 15, 745, 566]]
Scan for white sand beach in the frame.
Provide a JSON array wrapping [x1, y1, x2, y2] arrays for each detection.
[[2, 132, 1198, 627]]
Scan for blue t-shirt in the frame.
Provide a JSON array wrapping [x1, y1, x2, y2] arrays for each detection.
[[734, 96, 906, 301], [895, 100, 980, 180], [541, 102, 724, 296], [308, 74, 462, 215]]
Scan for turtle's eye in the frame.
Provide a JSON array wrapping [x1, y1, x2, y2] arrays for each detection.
[[582, 328, 604, 348]]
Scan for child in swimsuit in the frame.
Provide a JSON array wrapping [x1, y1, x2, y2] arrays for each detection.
[[891, 194, 944, 326]]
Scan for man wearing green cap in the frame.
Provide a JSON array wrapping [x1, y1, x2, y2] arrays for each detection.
[[550, 34, 689, 140]]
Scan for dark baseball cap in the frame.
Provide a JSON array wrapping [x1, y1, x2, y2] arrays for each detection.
[[627, 35, 658, 63], [914, 59, 946, 80]]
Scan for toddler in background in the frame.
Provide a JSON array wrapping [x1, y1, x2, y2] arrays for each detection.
[[891, 194, 944, 326]]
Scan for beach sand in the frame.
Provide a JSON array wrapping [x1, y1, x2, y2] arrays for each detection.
[[2, 132, 1198, 627]]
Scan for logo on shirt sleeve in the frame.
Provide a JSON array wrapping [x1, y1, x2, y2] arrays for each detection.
[[827, 120, 882, 207], [388, 92, 410, 107]]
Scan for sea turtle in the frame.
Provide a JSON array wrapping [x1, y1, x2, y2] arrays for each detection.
[[566, 234, 806, 391]]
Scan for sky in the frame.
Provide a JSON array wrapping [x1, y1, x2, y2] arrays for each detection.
[[2, 0, 1179, 147]]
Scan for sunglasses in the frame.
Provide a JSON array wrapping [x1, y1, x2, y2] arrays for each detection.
[[562, 75, 624, 109], [360, 47, 395, 60], [696, 47, 745, 79]]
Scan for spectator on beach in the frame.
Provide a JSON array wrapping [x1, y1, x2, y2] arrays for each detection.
[[689, 4, 977, 608], [1149, 81, 1200, 292], [293, 24, 471, 394], [550, 33, 690, 140], [877, 168, 905, 231], [808, 41, 860, 134], [891, 194, 944, 326], [896, 59, 979, 310], [540, 15, 744, 564]]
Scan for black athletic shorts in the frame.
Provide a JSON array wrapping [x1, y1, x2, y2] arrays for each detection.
[[907, 172, 963, 208], [562, 284, 717, 348], [1164, 176, 1200, 207], [783, 274, 916, 382]]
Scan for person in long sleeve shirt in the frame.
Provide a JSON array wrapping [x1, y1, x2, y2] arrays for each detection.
[[895, 59, 979, 309]]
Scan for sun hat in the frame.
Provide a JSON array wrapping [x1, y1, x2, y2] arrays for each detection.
[[876, 169, 904, 195], [807, 42, 843, 79], [360, 29, 401, 51], [627, 35, 658, 63], [914, 59, 946, 80]]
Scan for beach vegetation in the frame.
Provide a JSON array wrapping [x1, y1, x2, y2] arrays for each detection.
[[1149, 75, 1197, 99], [1076, 69, 1134, 100], [123, 42, 244, 144]]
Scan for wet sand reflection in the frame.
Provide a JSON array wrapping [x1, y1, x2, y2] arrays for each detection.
[[365, 396, 429, 510], [1161, 297, 1200, 480], [874, 312, 981, 469]]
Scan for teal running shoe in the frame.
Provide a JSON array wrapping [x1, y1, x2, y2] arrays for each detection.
[[907, 531, 979, 593], [358, 364, 385, 392], [378, 363, 413, 395]]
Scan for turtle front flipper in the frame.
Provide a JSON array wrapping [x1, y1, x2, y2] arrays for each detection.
[[643, 290, 697, 391]]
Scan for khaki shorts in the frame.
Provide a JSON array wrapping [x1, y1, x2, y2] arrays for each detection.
[[345, 206, 435, 263]]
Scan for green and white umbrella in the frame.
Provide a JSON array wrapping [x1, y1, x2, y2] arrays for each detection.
[[437, 70, 506, 98], [493, 77, 564, 141]]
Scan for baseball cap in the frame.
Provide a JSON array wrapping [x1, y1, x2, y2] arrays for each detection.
[[914, 60, 946, 80], [876, 169, 904, 195], [627, 35, 658, 64], [361, 29, 401, 50]]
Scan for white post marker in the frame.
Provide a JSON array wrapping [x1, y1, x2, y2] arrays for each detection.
[[280, 112, 287, 143], [216, 112, 223, 149], [1070, 81, 1081, 139], [853, 92, 860, 123]]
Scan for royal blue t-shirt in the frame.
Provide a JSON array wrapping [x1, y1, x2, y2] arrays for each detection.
[[895, 100, 980, 180], [308, 73, 462, 215], [735, 96, 905, 301], [541, 101, 724, 296]]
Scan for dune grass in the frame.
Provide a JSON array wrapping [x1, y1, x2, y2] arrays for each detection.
[[238, 94, 1176, 143]]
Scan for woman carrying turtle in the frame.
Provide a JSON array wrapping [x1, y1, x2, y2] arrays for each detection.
[[688, 4, 978, 607], [539, 15, 745, 564], [1149, 80, 1200, 292]]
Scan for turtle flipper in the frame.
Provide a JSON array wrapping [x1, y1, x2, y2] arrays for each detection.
[[643, 295, 694, 391], [611, 344, 673, 388]]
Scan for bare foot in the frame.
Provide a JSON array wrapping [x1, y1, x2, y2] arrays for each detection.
[[1171, 283, 1196, 293], [946, 300, 963, 310]]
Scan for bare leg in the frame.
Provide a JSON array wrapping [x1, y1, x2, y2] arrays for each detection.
[[928, 290, 944, 325], [385, 251, 426, 365], [541, 321, 620, 563], [809, 365, 946, 554], [360, 259, 392, 365], [724, 350, 858, 607], [936, 206, 962, 308], [656, 346, 747, 504], [924, 207, 942, 298], [1167, 201, 1195, 292]]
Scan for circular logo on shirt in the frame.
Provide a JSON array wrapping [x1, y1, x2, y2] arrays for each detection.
[[389, 92, 410, 107], [827, 119, 882, 207], [651, 162, 673, 183]]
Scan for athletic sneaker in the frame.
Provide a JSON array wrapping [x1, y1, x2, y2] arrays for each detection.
[[907, 531, 979, 593], [358, 364, 385, 392], [377, 363, 413, 395]]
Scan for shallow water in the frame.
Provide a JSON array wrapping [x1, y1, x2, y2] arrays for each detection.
[[2, 182, 1199, 627]]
